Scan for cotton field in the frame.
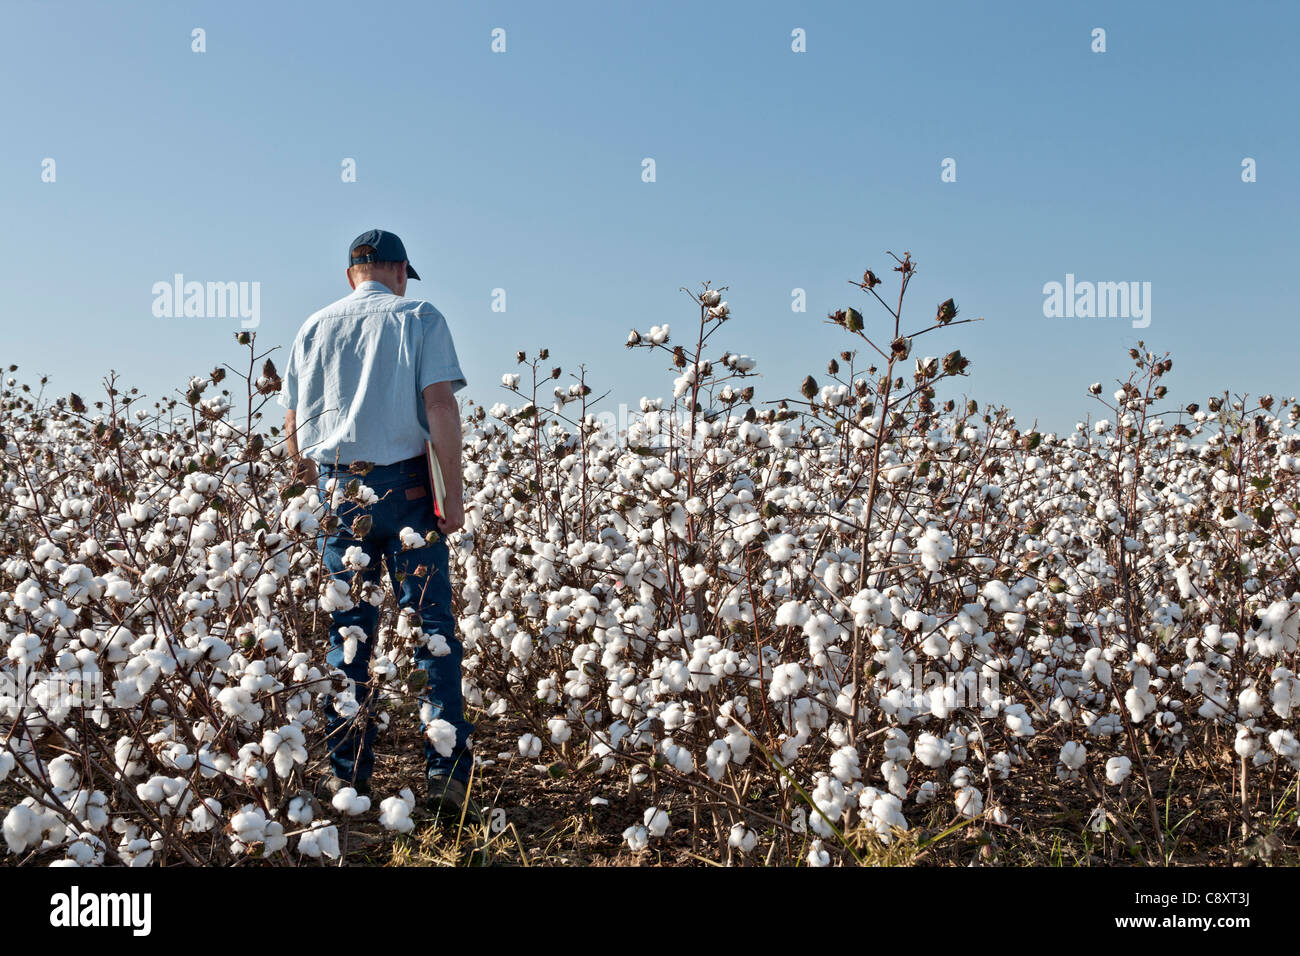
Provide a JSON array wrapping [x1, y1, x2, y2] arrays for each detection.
[[2, 257, 1299, 866]]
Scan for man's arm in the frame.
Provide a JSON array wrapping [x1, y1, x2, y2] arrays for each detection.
[[422, 381, 465, 534], [284, 409, 318, 486]]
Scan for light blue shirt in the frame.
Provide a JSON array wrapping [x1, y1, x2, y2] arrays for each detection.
[[279, 280, 467, 466]]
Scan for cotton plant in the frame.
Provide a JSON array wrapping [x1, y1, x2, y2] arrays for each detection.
[[1, 280, 1299, 867]]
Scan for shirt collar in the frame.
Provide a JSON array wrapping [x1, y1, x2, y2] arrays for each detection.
[[354, 279, 394, 295]]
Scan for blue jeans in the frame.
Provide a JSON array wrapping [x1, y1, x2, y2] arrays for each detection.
[[316, 454, 474, 786]]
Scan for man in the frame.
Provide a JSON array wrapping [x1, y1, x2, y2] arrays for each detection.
[[279, 228, 480, 824]]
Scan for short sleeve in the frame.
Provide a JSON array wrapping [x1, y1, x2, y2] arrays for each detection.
[[418, 309, 467, 394], [277, 337, 299, 410]]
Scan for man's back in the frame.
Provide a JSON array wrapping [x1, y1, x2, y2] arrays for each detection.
[[279, 279, 466, 467]]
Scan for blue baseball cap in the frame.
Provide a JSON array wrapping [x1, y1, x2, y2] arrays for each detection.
[[348, 229, 420, 280]]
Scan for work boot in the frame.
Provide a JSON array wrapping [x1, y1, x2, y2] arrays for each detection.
[[425, 773, 483, 826]]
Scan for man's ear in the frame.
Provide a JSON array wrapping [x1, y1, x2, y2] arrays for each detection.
[[346, 268, 357, 290]]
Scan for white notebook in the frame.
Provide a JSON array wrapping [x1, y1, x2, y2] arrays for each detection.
[[425, 439, 447, 520]]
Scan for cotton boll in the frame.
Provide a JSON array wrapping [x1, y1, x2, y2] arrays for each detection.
[[399, 527, 426, 550], [286, 796, 313, 826], [298, 823, 340, 859], [1104, 756, 1132, 785], [261, 822, 287, 855], [1257, 600, 1298, 657], [425, 718, 457, 758], [724, 726, 751, 765], [331, 787, 371, 816], [1059, 741, 1087, 771], [981, 580, 1016, 614], [65, 837, 101, 866], [883, 728, 911, 763], [1268, 729, 1300, 767], [705, 739, 731, 780], [189, 798, 222, 833], [660, 660, 691, 693], [8, 632, 43, 668], [136, 776, 169, 805], [859, 788, 908, 843], [648, 466, 676, 491], [1003, 703, 1035, 737], [1125, 687, 1157, 723], [643, 806, 669, 837], [916, 528, 955, 572], [230, 805, 268, 847], [929, 682, 963, 721], [806, 839, 830, 867], [662, 741, 695, 774], [728, 823, 757, 853], [336, 624, 369, 666], [545, 717, 572, 745], [48, 754, 79, 791], [379, 791, 416, 833], [768, 662, 806, 702], [915, 732, 951, 768], [809, 776, 848, 837], [953, 785, 984, 819], [3, 803, 42, 854], [518, 733, 543, 759], [830, 745, 861, 783], [122, 838, 155, 867], [1270, 668, 1297, 719], [1082, 647, 1112, 687], [1233, 726, 1259, 759], [880, 759, 908, 799], [774, 601, 810, 628], [765, 534, 797, 563], [1237, 684, 1264, 719], [914, 781, 940, 805], [622, 824, 649, 851], [262, 724, 308, 778], [920, 630, 950, 660]]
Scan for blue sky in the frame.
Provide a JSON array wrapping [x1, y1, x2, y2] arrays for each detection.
[[2, 0, 1296, 434]]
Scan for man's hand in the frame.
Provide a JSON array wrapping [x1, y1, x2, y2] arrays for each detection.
[[284, 409, 318, 487], [437, 495, 465, 535]]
